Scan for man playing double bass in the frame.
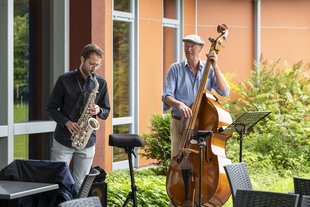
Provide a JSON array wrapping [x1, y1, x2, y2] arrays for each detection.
[[162, 34, 230, 159]]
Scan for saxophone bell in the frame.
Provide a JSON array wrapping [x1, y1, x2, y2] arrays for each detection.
[[88, 117, 100, 131]]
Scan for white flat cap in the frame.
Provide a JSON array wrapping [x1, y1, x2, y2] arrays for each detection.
[[182, 34, 205, 45]]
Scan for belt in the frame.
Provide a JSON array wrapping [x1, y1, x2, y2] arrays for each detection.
[[171, 115, 181, 120]]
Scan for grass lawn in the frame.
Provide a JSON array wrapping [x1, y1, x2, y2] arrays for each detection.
[[222, 171, 307, 206], [106, 167, 310, 207]]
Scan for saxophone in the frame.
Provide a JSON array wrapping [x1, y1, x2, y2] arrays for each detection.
[[71, 74, 100, 150]]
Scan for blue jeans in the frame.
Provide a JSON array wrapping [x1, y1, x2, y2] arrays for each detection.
[[51, 138, 95, 190]]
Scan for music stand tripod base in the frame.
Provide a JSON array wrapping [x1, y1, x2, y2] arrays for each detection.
[[191, 130, 213, 207]]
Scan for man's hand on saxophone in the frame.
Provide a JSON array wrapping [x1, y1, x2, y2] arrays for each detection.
[[65, 121, 81, 135], [87, 104, 100, 115]]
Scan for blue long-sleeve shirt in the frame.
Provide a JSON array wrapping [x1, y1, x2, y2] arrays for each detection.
[[162, 60, 230, 117]]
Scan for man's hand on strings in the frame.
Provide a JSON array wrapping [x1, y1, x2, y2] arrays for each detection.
[[178, 103, 192, 118]]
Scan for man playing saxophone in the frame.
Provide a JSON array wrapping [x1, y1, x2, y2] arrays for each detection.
[[46, 44, 110, 190]]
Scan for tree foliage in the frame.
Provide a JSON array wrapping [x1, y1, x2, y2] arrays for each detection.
[[14, 13, 29, 101], [227, 61, 310, 174]]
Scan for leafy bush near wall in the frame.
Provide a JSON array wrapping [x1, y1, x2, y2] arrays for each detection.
[[106, 168, 169, 206], [226, 61, 310, 174], [141, 113, 171, 171]]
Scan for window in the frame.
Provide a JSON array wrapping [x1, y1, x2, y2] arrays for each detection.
[[114, 0, 131, 12], [164, 0, 177, 19], [112, 0, 137, 170], [0, 0, 68, 168], [14, 0, 30, 159], [162, 0, 182, 86], [112, 125, 131, 162], [113, 21, 131, 118], [163, 27, 178, 84]]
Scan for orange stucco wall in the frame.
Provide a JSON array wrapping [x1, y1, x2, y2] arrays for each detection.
[[183, 0, 196, 34], [197, 0, 254, 84], [70, 0, 310, 172], [138, 0, 164, 166], [261, 1, 310, 64]]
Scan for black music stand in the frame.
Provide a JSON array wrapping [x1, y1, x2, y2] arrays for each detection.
[[220, 111, 271, 162], [191, 130, 213, 207]]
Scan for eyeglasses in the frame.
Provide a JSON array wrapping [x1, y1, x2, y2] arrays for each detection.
[[183, 44, 198, 50], [87, 61, 102, 69]]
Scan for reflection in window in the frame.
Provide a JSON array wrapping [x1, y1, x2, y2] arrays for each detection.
[[164, 0, 177, 19], [14, 103, 29, 159], [14, 0, 29, 159], [14, 0, 29, 122], [163, 27, 177, 85], [14, 135, 29, 159], [113, 21, 131, 118], [114, 0, 131, 12], [113, 125, 131, 162]]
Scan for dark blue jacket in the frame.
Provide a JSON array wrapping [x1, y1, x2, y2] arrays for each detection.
[[0, 159, 77, 207]]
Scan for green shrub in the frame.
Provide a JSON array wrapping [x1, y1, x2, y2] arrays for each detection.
[[227, 61, 310, 173], [141, 113, 171, 171], [106, 168, 169, 206]]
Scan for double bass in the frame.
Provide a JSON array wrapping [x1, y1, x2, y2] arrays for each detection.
[[166, 24, 233, 207]]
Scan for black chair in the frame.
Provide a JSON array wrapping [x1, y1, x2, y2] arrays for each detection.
[[234, 189, 299, 207], [224, 162, 253, 202], [109, 134, 145, 207], [294, 177, 310, 196], [88, 166, 108, 207], [300, 195, 310, 207], [76, 168, 100, 198], [294, 177, 310, 207], [58, 196, 102, 207]]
